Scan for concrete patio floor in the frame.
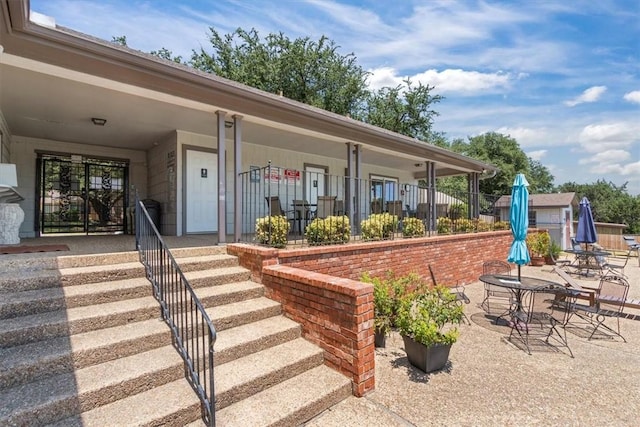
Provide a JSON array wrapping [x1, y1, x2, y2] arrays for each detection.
[[307, 262, 640, 426], [4, 235, 639, 425]]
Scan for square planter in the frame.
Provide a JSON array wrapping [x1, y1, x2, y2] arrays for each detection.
[[402, 335, 452, 373]]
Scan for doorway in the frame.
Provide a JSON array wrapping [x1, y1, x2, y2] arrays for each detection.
[[304, 164, 328, 205], [38, 154, 128, 234], [185, 149, 218, 233]]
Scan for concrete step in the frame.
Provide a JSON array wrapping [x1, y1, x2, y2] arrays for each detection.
[[49, 338, 327, 427], [209, 297, 282, 332], [184, 265, 252, 287], [214, 338, 325, 410], [0, 345, 186, 426], [215, 365, 353, 427], [0, 276, 154, 319], [176, 254, 239, 272], [0, 318, 170, 389], [0, 295, 159, 348]]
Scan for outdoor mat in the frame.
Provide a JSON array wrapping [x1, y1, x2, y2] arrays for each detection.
[[0, 244, 70, 255]]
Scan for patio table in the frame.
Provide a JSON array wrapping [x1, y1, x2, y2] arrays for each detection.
[[478, 274, 567, 323], [565, 249, 611, 277]]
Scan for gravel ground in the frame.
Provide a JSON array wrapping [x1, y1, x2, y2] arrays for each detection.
[[310, 262, 640, 427]]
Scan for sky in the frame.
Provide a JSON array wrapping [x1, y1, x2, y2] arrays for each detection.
[[30, 0, 640, 195]]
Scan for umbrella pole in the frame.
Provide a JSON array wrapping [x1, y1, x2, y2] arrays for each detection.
[[518, 265, 521, 281]]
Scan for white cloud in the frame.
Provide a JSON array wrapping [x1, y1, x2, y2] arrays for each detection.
[[578, 122, 639, 152], [526, 150, 547, 161], [623, 90, 640, 104], [564, 86, 607, 107], [578, 149, 630, 165], [367, 67, 511, 94], [495, 127, 547, 148]]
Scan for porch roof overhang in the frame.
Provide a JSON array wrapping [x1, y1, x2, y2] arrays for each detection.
[[0, 0, 497, 178]]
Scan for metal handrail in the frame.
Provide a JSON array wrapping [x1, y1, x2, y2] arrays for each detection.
[[135, 194, 216, 426]]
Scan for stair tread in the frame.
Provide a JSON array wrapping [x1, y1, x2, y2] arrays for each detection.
[[0, 295, 158, 336], [209, 297, 281, 323], [196, 280, 262, 298], [214, 315, 300, 355], [51, 373, 201, 427], [58, 261, 144, 276], [0, 318, 168, 374], [177, 253, 237, 264], [1, 276, 151, 305], [216, 365, 352, 427], [214, 338, 324, 395], [183, 265, 249, 280], [0, 345, 182, 420]]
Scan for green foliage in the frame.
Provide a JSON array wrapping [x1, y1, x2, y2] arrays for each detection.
[[361, 271, 425, 336], [437, 217, 452, 234], [449, 132, 554, 196], [448, 203, 467, 219], [189, 28, 369, 116], [556, 180, 640, 233], [454, 218, 475, 233], [150, 47, 184, 64], [549, 240, 562, 258], [526, 231, 551, 257], [493, 221, 511, 230], [305, 215, 350, 245], [361, 213, 399, 240], [353, 79, 443, 142], [111, 35, 127, 46], [255, 215, 290, 248], [402, 217, 425, 237], [396, 284, 464, 346]]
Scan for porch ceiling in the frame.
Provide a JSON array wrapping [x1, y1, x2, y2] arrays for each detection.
[[0, 0, 497, 177]]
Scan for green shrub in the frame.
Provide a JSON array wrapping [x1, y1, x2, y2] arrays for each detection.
[[305, 215, 350, 245], [396, 284, 464, 346], [493, 221, 511, 230], [453, 218, 475, 233], [437, 217, 452, 234], [255, 215, 290, 248], [402, 217, 425, 237], [361, 213, 398, 240], [475, 219, 492, 232]]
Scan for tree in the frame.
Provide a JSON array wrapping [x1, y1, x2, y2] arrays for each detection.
[[354, 79, 443, 141], [556, 180, 640, 233], [189, 28, 369, 116]]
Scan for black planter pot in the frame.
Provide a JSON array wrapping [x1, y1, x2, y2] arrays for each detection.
[[374, 329, 387, 348], [402, 335, 452, 373]]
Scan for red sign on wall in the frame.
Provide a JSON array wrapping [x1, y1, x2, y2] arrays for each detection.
[[284, 169, 300, 183]]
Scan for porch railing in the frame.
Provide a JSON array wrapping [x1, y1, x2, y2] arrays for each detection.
[[135, 193, 216, 426], [239, 163, 504, 246]]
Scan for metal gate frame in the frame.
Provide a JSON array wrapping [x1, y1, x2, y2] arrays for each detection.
[[38, 154, 129, 234]]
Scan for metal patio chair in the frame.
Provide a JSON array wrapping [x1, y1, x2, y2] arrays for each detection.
[[481, 260, 513, 322], [567, 273, 630, 342], [508, 285, 575, 357]]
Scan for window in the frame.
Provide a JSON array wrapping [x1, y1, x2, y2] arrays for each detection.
[[370, 175, 398, 205]]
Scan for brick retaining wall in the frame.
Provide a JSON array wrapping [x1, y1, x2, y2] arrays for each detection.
[[227, 230, 524, 396]]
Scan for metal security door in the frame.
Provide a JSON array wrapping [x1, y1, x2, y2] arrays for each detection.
[[40, 156, 128, 234]]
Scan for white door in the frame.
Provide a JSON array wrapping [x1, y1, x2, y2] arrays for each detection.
[[305, 166, 326, 205], [186, 150, 217, 233]]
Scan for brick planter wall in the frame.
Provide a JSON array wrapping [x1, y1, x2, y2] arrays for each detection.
[[227, 230, 523, 397], [262, 265, 374, 396]]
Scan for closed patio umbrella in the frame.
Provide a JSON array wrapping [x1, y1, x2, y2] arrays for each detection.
[[507, 174, 530, 281], [576, 196, 597, 249]]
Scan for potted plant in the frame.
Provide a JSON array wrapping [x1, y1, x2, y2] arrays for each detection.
[[526, 231, 551, 267], [396, 285, 464, 373], [546, 240, 562, 265]]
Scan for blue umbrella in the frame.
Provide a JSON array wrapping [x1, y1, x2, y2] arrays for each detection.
[[576, 196, 597, 249], [507, 174, 530, 280]]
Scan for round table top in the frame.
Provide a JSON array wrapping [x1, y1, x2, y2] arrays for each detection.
[[565, 248, 611, 256], [479, 274, 564, 291]]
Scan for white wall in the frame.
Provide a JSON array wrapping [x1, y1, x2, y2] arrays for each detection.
[[148, 131, 178, 235]]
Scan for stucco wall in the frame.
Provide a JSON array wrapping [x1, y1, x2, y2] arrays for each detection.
[[0, 110, 11, 163], [148, 131, 178, 235]]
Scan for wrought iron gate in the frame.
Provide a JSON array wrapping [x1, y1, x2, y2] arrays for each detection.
[[39, 155, 129, 234]]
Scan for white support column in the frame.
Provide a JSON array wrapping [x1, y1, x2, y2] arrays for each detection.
[[233, 114, 243, 242], [216, 111, 227, 244]]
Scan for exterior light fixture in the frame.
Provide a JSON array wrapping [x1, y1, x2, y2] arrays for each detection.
[[224, 121, 233, 128], [91, 117, 107, 126]]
